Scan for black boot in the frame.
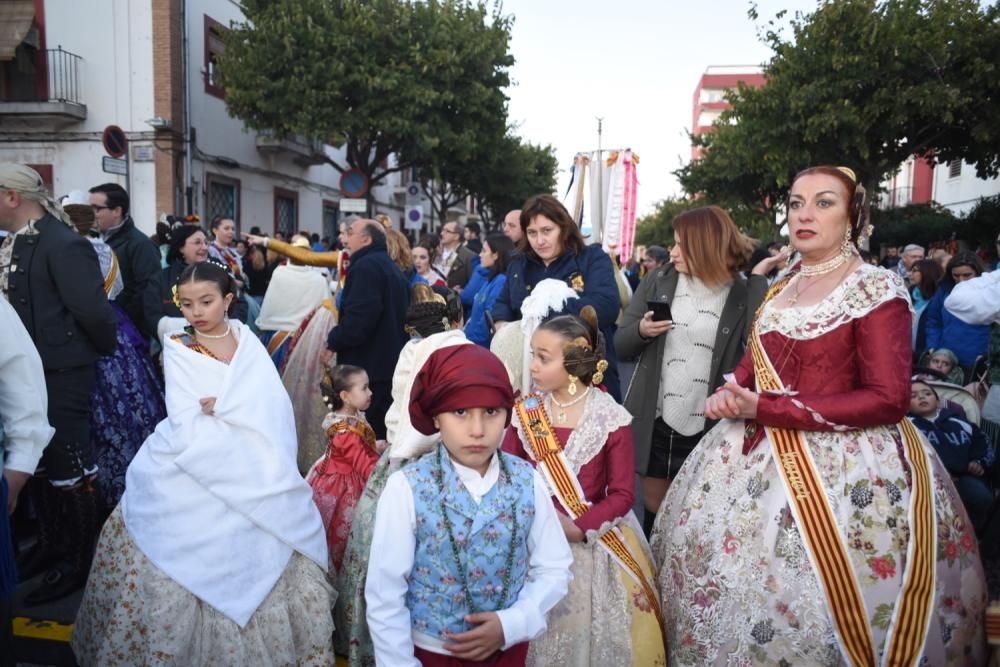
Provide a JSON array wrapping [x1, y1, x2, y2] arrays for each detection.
[[23, 481, 99, 606], [15, 478, 63, 582]]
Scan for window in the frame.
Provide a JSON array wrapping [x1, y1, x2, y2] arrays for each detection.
[[204, 16, 226, 98], [206, 173, 240, 231], [948, 159, 962, 179], [322, 200, 339, 244], [274, 188, 298, 238], [27, 164, 53, 192]]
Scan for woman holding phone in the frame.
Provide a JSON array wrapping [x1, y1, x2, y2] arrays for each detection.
[[615, 206, 771, 534]]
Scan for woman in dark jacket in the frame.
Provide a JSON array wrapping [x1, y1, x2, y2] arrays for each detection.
[[924, 251, 989, 376], [492, 194, 624, 399], [150, 225, 249, 325], [614, 206, 768, 534]]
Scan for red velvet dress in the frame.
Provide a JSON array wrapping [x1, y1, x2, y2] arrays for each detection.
[[651, 265, 987, 666], [503, 389, 666, 665], [306, 414, 379, 574]]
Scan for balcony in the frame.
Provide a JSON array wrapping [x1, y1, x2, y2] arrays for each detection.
[[255, 130, 327, 166], [875, 186, 913, 209], [0, 46, 86, 124]]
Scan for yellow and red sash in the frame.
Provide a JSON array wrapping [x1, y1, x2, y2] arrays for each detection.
[[266, 330, 291, 357], [103, 251, 119, 296], [513, 394, 664, 632], [750, 278, 936, 667]]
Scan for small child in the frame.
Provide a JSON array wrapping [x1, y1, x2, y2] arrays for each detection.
[[307, 364, 380, 575], [909, 380, 993, 532], [927, 347, 965, 384], [365, 344, 572, 667], [503, 307, 666, 665]]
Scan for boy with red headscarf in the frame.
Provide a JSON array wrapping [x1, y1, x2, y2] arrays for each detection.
[[365, 345, 572, 666]]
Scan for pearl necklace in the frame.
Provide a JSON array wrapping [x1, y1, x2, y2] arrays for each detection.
[[195, 323, 231, 339], [550, 387, 590, 424], [798, 253, 848, 277]]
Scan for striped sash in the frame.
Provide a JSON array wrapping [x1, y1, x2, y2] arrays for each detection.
[[103, 251, 119, 296], [266, 330, 291, 356], [750, 278, 936, 667], [513, 394, 664, 632]]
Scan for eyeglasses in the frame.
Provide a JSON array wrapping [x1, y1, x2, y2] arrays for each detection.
[[440, 227, 458, 235], [91, 204, 111, 212]]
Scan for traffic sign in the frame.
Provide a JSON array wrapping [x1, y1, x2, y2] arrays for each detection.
[[101, 125, 128, 158], [340, 169, 369, 198], [405, 205, 423, 230], [102, 156, 128, 176], [340, 198, 367, 213]]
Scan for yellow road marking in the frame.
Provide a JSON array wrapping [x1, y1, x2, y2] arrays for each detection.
[[12, 616, 74, 642]]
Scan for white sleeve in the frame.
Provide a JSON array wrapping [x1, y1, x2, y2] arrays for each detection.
[[0, 298, 54, 474], [365, 471, 420, 667], [944, 270, 1000, 325], [494, 470, 573, 648]]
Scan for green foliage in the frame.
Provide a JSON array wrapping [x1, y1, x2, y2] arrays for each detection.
[[955, 195, 1000, 247], [678, 0, 1000, 231], [634, 197, 695, 247], [218, 0, 514, 189], [474, 137, 558, 229], [870, 203, 959, 248]]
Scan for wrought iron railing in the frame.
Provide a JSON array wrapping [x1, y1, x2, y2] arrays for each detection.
[[45, 46, 83, 103]]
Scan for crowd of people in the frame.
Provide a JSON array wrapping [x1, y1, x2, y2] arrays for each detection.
[[0, 161, 997, 666]]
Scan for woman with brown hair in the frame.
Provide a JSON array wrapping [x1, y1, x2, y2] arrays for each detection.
[[493, 194, 624, 399], [615, 205, 759, 535]]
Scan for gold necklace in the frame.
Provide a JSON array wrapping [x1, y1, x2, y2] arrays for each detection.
[[550, 388, 589, 424]]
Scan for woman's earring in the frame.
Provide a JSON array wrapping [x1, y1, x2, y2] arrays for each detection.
[[841, 224, 853, 258], [567, 375, 578, 396]]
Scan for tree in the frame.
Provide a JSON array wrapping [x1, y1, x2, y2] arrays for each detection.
[[218, 0, 514, 194], [474, 136, 558, 230], [678, 0, 1000, 232], [635, 197, 777, 248]]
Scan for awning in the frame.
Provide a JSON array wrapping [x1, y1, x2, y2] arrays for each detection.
[[0, 1, 36, 61]]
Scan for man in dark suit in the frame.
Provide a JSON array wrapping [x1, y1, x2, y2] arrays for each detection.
[[322, 219, 409, 439], [0, 164, 117, 604], [89, 182, 162, 336], [436, 220, 478, 291]]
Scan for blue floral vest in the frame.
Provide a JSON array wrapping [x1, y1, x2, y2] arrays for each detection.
[[403, 444, 536, 639]]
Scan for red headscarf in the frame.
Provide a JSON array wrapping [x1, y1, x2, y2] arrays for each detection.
[[409, 345, 515, 435]]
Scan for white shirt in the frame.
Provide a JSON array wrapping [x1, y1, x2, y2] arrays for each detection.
[[0, 297, 54, 474], [944, 269, 1000, 325], [366, 451, 573, 667]]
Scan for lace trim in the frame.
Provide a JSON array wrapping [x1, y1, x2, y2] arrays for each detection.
[[584, 517, 621, 542], [513, 389, 633, 473], [757, 264, 911, 341]]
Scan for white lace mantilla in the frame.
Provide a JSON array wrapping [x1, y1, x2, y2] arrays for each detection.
[[757, 263, 911, 341], [514, 389, 633, 474]]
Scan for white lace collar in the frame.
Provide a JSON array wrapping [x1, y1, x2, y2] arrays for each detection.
[[757, 264, 912, 341], [514, 389, 632, 473]]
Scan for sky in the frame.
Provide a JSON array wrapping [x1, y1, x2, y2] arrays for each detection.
[[502, 0, 822, 216]]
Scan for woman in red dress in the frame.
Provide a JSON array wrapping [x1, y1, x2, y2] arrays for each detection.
[[307, 364, 380, 575], [651, 167, 987, 665]]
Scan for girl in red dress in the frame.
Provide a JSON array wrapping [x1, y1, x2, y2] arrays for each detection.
[[307, 364, 380, 575]]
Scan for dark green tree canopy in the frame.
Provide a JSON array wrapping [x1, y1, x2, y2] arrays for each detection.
[[678, 0, 1000, 224], [218, 0, 514, 189]]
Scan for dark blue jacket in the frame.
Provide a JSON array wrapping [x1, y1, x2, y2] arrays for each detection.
[[464, 272, 507, 347], [924, 286, 990, 366], [327, 240, 409, 381], [493, 244, 622, 400], [909, 411, 993, 475]]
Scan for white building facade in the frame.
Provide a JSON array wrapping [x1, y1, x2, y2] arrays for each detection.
[[0, 0, 418, 238]]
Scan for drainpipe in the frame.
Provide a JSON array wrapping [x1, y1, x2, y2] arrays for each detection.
[[181, 0, 193, 215]]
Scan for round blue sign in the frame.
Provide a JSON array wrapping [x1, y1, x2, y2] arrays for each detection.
[[340, 169, 369, 198]]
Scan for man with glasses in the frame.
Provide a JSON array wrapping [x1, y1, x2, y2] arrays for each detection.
[[435, 220, 477, 291], [88, 183, 161, 336]]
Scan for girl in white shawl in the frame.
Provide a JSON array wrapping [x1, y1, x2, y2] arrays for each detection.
[[72, 261, 334, 666]]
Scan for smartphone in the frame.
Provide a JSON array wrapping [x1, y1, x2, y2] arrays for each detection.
[[485, 310, 496, 336], [647, 300, 672, 322]]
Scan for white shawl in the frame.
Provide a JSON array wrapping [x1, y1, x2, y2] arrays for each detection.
[[121, 322, 328, 627], [384, 329, 471, 461], [256, 264, 330, 332]]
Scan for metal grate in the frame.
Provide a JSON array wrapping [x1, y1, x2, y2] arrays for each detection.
[[207, 180, 238, 232], [276, 194, 297, 238], [948, 160, 962, 179]]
